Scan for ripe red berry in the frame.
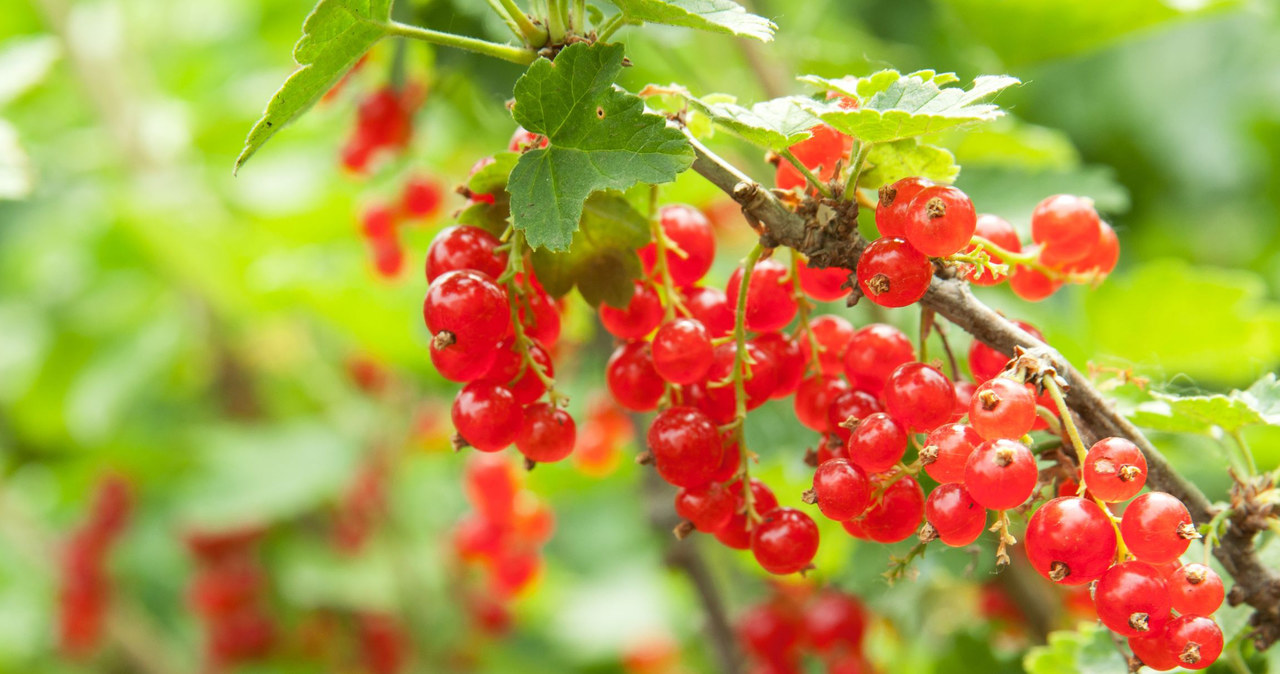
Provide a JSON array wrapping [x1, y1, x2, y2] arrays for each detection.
[[639, 205, 716, 287], [1129, 633, 1181, 672], [480, 337, 554, 404], [802, 591, 867, 653], [515, 275, 561, 345], [952, 379, 976, 421], [647, 406, 723, 488], [754, 332, 805, 399], [715, 479, 779, 550], [796, 256, 851, 302], [737, 602, 800, 663], [794, 375, 851, 433], [875, 177, 932, 239], [599, 281, 663, 339], [360, 203, 396, 240], [751, 507, 820, 575], [508, 126, 548, 152], [605, 342, 664, 412], [726, 258, 798, 332], [423, 270, 510, 349], [856, 473, 924, 543], [922, 423, 982, 484], [775, 124, 852, 192], [905, 185, 977, 257], [1168, 563, 1224, 616], [1094, 561, 1173, 637], [1163, 615, 1223, 670], [1083, 437, 1148, 502], [402, 175, 444, 219], [968, 377, 1037, 440], [1120, 492, 1196, 564], [963, 439, 1037, 510], [369, 236, 404, 278], [425, 225, 507, 283], [1030, 194, 1102, 266], [703, 341, 778, 412], [680, 285, 734, 338], [842, 323, 914, 393], [882, 362, 954, 432], [430, 338, 498, 383], [925, 482, 987, 546], [809, 314, 854, 376], [451, 382, 523, 452], [965, 214, 1020, 286], [1009, 265, 1061, 301], [845, 412, 908, 473], [1024, 497, 1117, 585], [826, 389, 881, 442], [810, 458, 871, 521], [675, 483, 735, 533], [968, 321, 1044, 382], [856, 237, 933, 308], [516, 403, 576, 463], [652, 318, 714, 385], [1065, 220, 1120, 276], [710, 436, 742, 483]]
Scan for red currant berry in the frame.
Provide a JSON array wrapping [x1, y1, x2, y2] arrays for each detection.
[[858, 473, 924, 543], [794, 375, 851, 433], [360, 202, 396, 240], [924, 482, 987, 547], [1065, 220, 1119, 276], [737, 602, 799, 663], [605, 341, 664, 412], [402, 175, 444, 219], [922, 423, 983, 484], [968, 377, 1037, 440], [810, 458, 871, 521], [1083, 437, 1147, 502], [703, 341, 778, 412], [845, 412, 907, 474], [809, 314, 854, 377], [826, 389, 881, 442], [1009, 265, 1061, 301], [515, 275, 561, 345], [775, 124, 852, 192], [652, 318, 714, 385], [968, 321, 1043, 382], [430, 338, 498, 383], [424, 270, 510, 349], [963, 439, 1037, 510], [883, 362, 954, 432], [905, 185, 977, 257], [516, 403, 576, 463], [842, 323, 914, 393], [715, 479, 779, 550], [856, 237, 933, 308], [754, 332, 805, 399], [965, 214, 1020, 286], [647, 406, 723, 488], [710, 436, 743, 483], [680, 286, 734, 338], [1094, 561, 1173, 637], [727, 258, 798, 332], [1163, 615, 1223, 670], [1129, 633, 1181, 672], [1024, 497, 1117, 585], [1031, 194, 1102, 266], [1168, 563, 1224, 616], [803, 591, 866, 653], [751, 507, 820, 575], [675, 483, 735, 533], [480, 337, 554, 404], [451, 382, 522, 452], [600, 281, 663, 339], [797, 256, 851, 302], [1120, 492, 1196, 564], [952, 379, 976, 422], [425, 225, 506, 283], [875, 177, 932, 239], [639, 205, 716, 287]]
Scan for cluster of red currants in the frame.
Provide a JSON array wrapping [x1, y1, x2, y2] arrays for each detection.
[[184, 527, 276, 669], [737, 584, 873, 674], [57, 475, 132, 658], [340, 84, 421, 174], [359, 174, 446, 278], [450, 453, 556, 634]]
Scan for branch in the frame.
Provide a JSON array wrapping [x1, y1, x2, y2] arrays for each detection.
[[684, 131, 1280, 650]]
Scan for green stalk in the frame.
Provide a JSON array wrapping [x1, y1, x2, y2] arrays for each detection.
[[778, 149, 833, 199], [731, 244, 765, 526], [596, 13, 626, 41], [842, 139, 870, 199], [483, 0, 526, 41], [494, 0, 549, 46], [546, 0, 567, 42], [385, 21, 538, 64]]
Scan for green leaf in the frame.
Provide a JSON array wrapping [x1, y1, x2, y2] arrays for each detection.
[[610, 0, 776, 41], [860, 139, 959, 189], [0, 35, 60, 107], [468, 152, 519, 195], [508, 43, 693, 251], [799, 71, 1020, 143], [939, 118, 1081, 171], [1024, 622, 1129, 674], [235, 0, 392, 173], [680, 93, 822, 150], [530, 191, 649, 308], [0, 119, 33, 200], [1130, 374, 1280, 435]]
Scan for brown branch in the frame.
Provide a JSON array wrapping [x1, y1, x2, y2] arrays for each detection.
[[685, 131, 1280, 650]]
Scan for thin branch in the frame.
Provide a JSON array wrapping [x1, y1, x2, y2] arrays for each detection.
[[385, 21, 538, 65]]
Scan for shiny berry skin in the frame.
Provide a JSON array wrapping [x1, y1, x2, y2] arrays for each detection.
[[857, 474, 924, 543], [968, 377, 1037, 440], [1024, 497, 1117, 585], [451, 383, 522, 452], [1163, 615, 1223, 670], [1120, 492, 1196, 564], [856, 237, 933, 308], [968, 321, 1044, 382], [726, 258, 798, 332], [1065, 220, 1120, 276], [803, 591, 866, 653], [507, 126, 548, 152], [925, 482, 987, 547], [826, 389, 881, 442], [515, 276, 561, 345], [1009, 265, 1061, 301], [515, 403, 576, 463], [1168, 563, 1224, 616], [810, 315, 854, 376], [480, 337, 553, 404], [810, 459, 871, 521], [905, 185, 977, 257], [1129, 633, 1181, 672], [600, 281, 663, 339], [842, 323, 914, 393], [647, 406, 723, 488], [1030, 194, 1102, 266], [1094, 562, 1173, 637], [750, 507, 820, 575], [430, 338, 498, 383], [675, 483, 735, 533], [715, 479, 779, 550], [965, 214, 1020, 286], [797, 257, 851, 301], [639, 205, 716, 287], [684, 382, 735, 426], [1083, 437, 1147, 502], [922, 423, 982, 484], [710, 437, 742, 483], [402, 175, 444, 218], [875, 177, 932, 239], [605, 342, 664, 412], [425, 225, 506, 283], [845, 412, 908, 473], [883, 362, 954, 432], [652, 318, 714, 385], [794, 375, 851, 433], [754, 332, 805, 399], [737, 602, 799, 662], [964, 439, 1037, 510], [703, 341, 777, 412], [680, 286, 734, 338], [952, 380, 976, 421], [775, 124, 852, 192], [423, 270, 510, 348]]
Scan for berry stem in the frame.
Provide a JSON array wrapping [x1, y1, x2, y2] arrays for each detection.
[[483, 0, 528, 41], [384, 21, 539, 65], [778, 149, 834, 199], [573, 0, 586, 30], [1227, 428, 1258, 477], [841, 138, 870, 200], [963, 235, 1100, 285], [501, 231, 567, 407], [647, 186, 689, 322], [732, 243, 766, 526], [492, 0, 549, 47], [546, 0, 567, 42], [595, 13, 627, 41], [788, 249, 824, 374], [1042, 375, 1087, 468]]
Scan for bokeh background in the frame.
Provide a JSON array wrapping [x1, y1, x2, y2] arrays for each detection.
[[1, 0, 1278, 672]]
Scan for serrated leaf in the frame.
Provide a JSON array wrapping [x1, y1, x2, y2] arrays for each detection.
[[611, 0, 776, 41], [800, 71, 1020, 143], [682, 94, 821, 150], [1130, 373, 1280, 435], [530, 191, 649, 308], [0, 119, 33, 200], [468, 152, 519, 195], [0, 35, 60, 107], [1241, 374, 1280, 425], [1024, 623, 1129, 674], [508, 43, 693, 251], [860, 139, 958, 189], [235, 0, 392, 173]]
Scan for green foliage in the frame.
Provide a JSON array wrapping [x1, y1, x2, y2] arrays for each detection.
[[235, 0, 392, 173], [457, 151, 520, 235], [1023, 622, 1129, 674], [1131, 374, 1280, 435], [678, 93, 820, 150], [860, 139, 959, 189], [530, 191, 650, 308], [508, 43, 694, 251], [610, 0, 776, 41]]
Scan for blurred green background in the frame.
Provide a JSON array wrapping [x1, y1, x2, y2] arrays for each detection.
[[1, 0, 1278, 672]]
